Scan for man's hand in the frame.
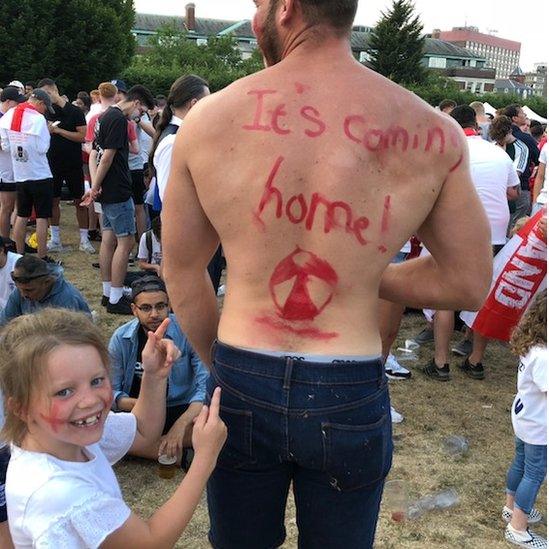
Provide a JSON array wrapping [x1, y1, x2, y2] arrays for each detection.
[[538, 214, 547, 242], [80, 187, 101, 207], [141, 317, 182, 378], [158, 417, 193, 459]]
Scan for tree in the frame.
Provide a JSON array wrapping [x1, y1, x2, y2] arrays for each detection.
[[0, 0, 135, 98], [369, 0, 427, 85], [123, 25, 264, 95]]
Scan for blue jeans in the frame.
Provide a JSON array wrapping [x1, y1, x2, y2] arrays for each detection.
[[506, 436, 547, 514], [206, 342, 393, 549], [102, 198, 136, 237]]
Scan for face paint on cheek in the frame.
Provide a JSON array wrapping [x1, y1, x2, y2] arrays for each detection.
[[39, 400, 65, 433]]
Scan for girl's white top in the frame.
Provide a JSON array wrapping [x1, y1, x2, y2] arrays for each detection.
[[7, 412, 136, 548], [512, 345, 547, 446]]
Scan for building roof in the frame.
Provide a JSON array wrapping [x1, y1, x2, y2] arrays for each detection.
[[495, 79, 532, 91], [509, 66, 524, 77], [436, 28, 521, 52], [423, 38, 481, 59]]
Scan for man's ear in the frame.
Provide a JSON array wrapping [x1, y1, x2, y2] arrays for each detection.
[[280, 0, 298, 26]]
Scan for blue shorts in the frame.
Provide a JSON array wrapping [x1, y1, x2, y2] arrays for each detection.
[[391, 251, 408, 264], [206, 342, 393, 549], [102, 198, 136, 237], [0, 446, 9, 523]]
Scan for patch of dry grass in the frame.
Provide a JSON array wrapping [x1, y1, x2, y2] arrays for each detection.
[[53, 203, 545, 548]]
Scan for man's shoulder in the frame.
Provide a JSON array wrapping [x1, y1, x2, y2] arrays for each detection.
[[111, 318, 139, 339]]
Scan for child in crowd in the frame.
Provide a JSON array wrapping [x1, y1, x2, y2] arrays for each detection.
[[137, 216, 162, 278], [0, 309, 226, 547], [503, 290, 547, 548]]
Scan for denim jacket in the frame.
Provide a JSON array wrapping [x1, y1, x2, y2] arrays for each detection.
[[109, 314, 208, 410], [0, 274, 91, 326]]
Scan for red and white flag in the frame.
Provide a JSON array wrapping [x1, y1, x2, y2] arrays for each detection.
[[461, 209, 547, 341]]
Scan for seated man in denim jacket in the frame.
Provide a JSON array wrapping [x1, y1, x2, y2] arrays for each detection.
[[109, 275, 209, 460]]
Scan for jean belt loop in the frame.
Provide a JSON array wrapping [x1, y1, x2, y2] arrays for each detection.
[[283, 357, 294, 391]]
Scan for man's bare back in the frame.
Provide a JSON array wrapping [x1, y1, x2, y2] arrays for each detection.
[[163, 52, 490, 360]]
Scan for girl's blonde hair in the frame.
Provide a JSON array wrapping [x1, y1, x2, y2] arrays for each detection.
[[0, 309, 110, 445], [509, 290, 547, 357]]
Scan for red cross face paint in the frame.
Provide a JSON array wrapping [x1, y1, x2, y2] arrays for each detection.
[[256, 248, 340, 341], [269, 247, 338, 321]]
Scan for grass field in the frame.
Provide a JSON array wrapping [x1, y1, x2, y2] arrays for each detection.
[[51, 203, 546, 548]]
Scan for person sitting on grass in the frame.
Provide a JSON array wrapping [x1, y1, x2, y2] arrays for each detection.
[[0, 255, 90, 325], [109, 275, 208, 462], [136, 216, 162, 278], [0, 308, 226, 548], [503, 290, 547, 548]]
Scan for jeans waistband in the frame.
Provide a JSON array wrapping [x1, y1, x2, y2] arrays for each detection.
[[213, 341, 385, 386]]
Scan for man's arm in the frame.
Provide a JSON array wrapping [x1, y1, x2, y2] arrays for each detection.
[[533, 162, 546, 203], [108, 332, 135, 411], [91, 148, 116, 193], [380, 137, 492, 311], [50, 124, 86, 143], [162, 134, 220, 367]]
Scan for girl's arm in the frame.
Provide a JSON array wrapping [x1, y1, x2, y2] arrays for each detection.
[[101, 388, 227, 549], [129, 318, 180, 455]]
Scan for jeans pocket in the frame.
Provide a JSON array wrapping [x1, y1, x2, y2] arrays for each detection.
[[322, 413, 391, 492], [217, 405, 255, 470]]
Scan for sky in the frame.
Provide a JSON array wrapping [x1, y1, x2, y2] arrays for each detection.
[[134, 0, 547, 72]]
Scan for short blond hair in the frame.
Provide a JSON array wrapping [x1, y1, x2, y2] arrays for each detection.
[[510, 216, 530, 237], [469, 101, 485, 117], [98, 82, 117, 99], [0, 309, 110, 445]]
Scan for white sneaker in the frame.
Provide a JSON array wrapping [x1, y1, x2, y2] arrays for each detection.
[[390, 406, 404, 424], [502, 506, 543, 524], [385, 354, 412, 380], [505, 524, 547, 548], [47, 241, 70, 253], [79, 240, 96, 254]]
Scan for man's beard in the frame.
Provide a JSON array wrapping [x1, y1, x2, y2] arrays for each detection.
[[259, 0, 283, 66]]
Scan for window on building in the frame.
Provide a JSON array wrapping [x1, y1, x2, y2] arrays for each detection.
[[428, 57, 446, 68]]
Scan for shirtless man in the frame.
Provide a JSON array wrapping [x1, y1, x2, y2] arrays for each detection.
[[163, 1, 492, 547]]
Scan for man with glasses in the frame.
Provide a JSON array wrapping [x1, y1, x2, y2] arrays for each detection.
[[81, 85, 155, 315], [0, 255, 90, 325], [108, 275, 208, 462]]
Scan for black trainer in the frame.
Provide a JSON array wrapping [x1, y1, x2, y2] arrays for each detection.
[[106, 295, 132, 315], [459, 358, 485, 380], [413, 327, 434, 345], [422, 359, 450, 381], [101, 295, 109, 307]]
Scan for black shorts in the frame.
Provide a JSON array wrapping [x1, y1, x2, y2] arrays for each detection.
[[130, 169, 146, 206], [16, 179, 53, 218], [0, 182, 16, 192], [52, 166, 85, 199], [0, 446, 9, 523]]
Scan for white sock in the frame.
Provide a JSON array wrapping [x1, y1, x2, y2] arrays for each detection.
[[109, 286, 124, 304], [102, 282, 111, 297], [80, 229, 90, 244], [50, 226, 61, 243]]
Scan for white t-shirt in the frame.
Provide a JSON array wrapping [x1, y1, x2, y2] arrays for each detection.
[[512, 345, 547, 446], [0, 251, 22, 311], [0, 107, 52, 182], [0, 108, 15, 183], [153, 115, 182, 201], [137, 230, 162, 265], [467, 136, 519, 245], [536, 144, 547, 205], [7, 412, 136, 548]]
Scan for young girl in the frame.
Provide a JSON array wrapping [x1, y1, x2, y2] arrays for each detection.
[[503, 290, 547, 548], [0, 308, 226, 547]]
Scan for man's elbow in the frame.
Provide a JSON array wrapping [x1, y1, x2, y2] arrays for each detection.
[[458, 263, 492, 311]]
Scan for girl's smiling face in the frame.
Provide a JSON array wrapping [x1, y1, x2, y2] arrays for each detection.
[[23, 344, 113, 461]]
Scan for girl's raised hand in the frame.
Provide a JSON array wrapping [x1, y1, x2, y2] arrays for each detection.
[[141, 318, 182, 378]]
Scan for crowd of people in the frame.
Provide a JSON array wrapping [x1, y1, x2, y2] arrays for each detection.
[[0, 0, 545, 547]]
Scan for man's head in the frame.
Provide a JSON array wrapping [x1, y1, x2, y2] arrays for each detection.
[[530, 122, 546, 143], [98, 82, 117, 104], [489, 115, 514, 144], [90, 89, 100, 104], [155, 95, 167, 110], [469, 101, 486, 119], [438, 99, 457, 114], [450, 105, 477, 130], [11, 256, 56, 302], [74, 91, 91, 114], [0, 86, 26, 110], [121, 85, 155, 119], [111, 79, 128, 103], [37, 78, 61, 105], [501, 103, 527, 127], [131, 276, 170, 332], [28, 89, 55, 115], [8, 80, 24, 94], [24, 82, 34, 96], [252, 0, 358, 66]]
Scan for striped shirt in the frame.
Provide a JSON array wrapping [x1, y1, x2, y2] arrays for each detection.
[[505, 138, 529, 175]]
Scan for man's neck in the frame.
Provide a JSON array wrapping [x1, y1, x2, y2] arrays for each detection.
[[279, 29, 353, 66], [0, 103, 7, 115], [54, 96, 67, 109]]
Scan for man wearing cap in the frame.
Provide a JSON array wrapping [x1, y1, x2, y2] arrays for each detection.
[[0, 254, 90, 325], [0, 89, 56, 260], [8, 81, 24, 95], [109, 275, 208, 460], [0, 86, 26, 240], [38, 78, 94, 254]]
